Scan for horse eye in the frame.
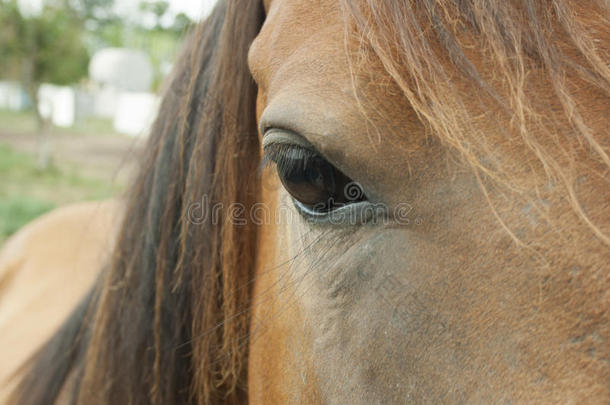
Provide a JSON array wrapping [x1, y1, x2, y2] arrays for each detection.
[[273, 148, 366, 213]]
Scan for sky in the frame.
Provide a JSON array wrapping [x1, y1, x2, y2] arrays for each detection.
[[167, 0, 218, 20], [18, 0, 219, 22], [115, 0, 219, 23]]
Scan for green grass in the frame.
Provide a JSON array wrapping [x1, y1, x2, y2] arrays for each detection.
[[0, 110, 37, 134], [0, 109, 120, 137], [63, 116, 120, 137], [0, 143, 120, 245], [0, 197, 57, 241]]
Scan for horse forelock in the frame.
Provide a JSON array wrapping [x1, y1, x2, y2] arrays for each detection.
[[341, 0, 609, 245]]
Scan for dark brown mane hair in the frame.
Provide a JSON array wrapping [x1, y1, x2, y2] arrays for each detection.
[[11, 1, 264, 404]]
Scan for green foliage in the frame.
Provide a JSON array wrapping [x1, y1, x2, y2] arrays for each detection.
[[95, 22, 124, 47], [139, 0, 169, 22], [171, 12, 193, 34], [0, 1, 24, 77], [34, 8, 90, 85], [0, 0, 192, 95], [128, 28, 183, 91], [65, 0, 115, 22], [0, 1, 89, 87]]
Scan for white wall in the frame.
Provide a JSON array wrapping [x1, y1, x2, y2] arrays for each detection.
[[0, 81, 27, 111], [38, 84, 75, 127], [113, 92, 159, 136]]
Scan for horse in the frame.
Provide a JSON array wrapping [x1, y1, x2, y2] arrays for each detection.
[[0, 200, 122, 402], [3, 0, 609, 403]]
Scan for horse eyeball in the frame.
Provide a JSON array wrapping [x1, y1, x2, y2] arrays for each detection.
[[279, 156, 365, 212], [279, 156, 335, 210]]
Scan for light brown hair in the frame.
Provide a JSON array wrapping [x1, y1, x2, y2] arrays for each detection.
[[343, 0, 609, 244]]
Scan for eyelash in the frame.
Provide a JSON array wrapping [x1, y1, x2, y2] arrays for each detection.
[[261, 142, 322, 177]]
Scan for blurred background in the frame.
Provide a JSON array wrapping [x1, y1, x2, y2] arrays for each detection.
[[0, 0, 218, 246]]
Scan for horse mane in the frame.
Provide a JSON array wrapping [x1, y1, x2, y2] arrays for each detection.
[[11, 1, 264, 404], [343, 0, 609, 244]]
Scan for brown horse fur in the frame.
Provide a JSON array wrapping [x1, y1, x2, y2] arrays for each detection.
[[10, 0, 609, 404], [0, 200, 121, 403]]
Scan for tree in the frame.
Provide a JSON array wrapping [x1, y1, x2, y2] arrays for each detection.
[[65, 0, 115, 22], [171, 12, 193, 35], [139, 0, 169, 30], [0, 0, 89, 169]]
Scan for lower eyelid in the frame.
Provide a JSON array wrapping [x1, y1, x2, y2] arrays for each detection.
[[292, 198, 380, 225]]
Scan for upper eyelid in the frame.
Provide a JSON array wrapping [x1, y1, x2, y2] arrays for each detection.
[[262, 128, 316, 151]]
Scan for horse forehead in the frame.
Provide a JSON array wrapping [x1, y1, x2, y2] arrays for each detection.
[[248, 0, 344, 92]]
